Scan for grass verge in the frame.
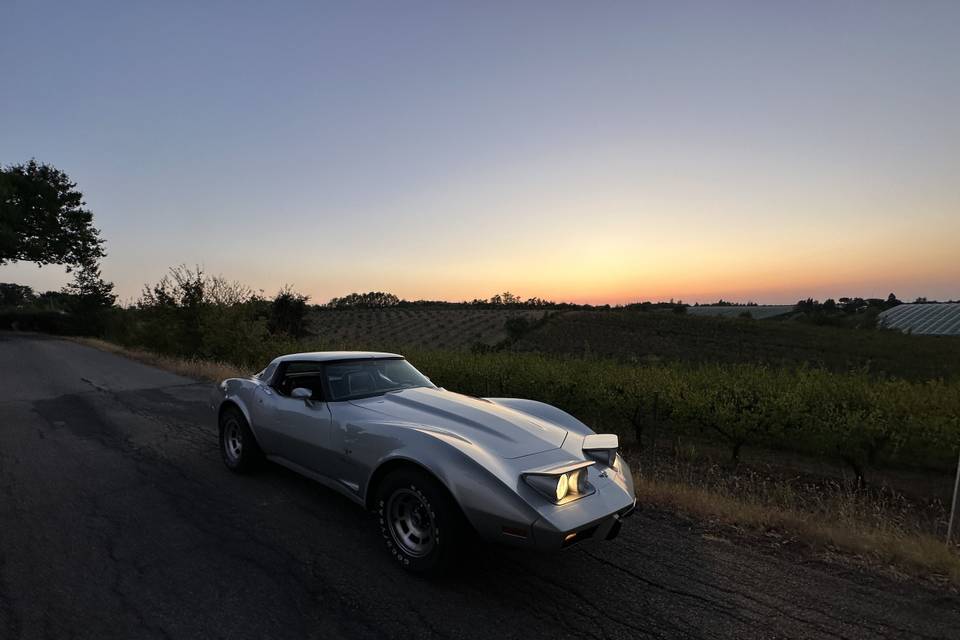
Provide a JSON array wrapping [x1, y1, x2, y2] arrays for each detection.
[[634, 472, 960, 587], [70, 337, 245, 382], [73, 335, 960, 588]]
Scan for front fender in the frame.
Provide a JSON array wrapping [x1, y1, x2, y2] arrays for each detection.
[[362, 427, 542, 541]]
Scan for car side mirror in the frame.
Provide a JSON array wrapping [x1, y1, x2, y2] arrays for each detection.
[[291, 387, 312, 401]]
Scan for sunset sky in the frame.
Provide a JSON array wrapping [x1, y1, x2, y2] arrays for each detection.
[[2, 1, 958, 305]]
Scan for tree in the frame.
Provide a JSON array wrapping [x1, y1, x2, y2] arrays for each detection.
[[0, 160, 105, 269], [36, 290, 73, 311], [138, 265, 206, 353], [269, 286, 310, 337], [134, 265, 269, 361], [0, 283, 35, 308], [504, 316, 530, 341], [62, 258, 116, 311], [327, 291, 400, 308]]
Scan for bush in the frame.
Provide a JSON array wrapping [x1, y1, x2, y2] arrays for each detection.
[[0, 309, 77, 333], [269, 286, 310, 338], [504, 316, 530, 340]]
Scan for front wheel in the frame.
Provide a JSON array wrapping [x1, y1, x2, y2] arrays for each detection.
[[376, 469, 467, 575], [219, 406, 263, 473]]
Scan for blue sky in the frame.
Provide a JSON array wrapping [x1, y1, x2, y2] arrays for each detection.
[[2, 1, 958, 304]]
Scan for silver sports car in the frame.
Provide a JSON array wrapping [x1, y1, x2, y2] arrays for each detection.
[[212, 351, 636, 573]]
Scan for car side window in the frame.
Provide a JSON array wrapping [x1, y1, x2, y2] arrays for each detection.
[[274, 362, 325, 399]]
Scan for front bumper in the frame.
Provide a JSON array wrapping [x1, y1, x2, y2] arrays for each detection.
[[600, 497, 637, 543], [530, 496, 637, 549], [480, 451, 637, 550]]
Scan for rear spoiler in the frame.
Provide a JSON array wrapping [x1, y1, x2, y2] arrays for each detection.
[[582, 434, 618, 466]]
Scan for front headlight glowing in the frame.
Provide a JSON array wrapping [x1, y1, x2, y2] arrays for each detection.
[[524, 465, 593, 503], [568, 468, 589, 494], [555, 473, 569, 501]]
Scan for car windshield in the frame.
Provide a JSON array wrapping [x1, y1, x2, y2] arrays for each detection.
[[324, 358, 435, 401]]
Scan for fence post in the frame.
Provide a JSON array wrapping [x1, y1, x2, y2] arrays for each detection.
[[948, 449, 960, 545]]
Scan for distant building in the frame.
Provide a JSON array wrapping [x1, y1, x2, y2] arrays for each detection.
[[877, 303, 960, 336]]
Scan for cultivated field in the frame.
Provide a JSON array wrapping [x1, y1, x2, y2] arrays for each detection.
[[511, 310, 960, 380], [309, 307, 545, 350], [686, 304, 794, 319]]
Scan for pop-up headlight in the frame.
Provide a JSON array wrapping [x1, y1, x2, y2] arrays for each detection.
[[523, 462, 594, 504], [583, 434, 619, 468]]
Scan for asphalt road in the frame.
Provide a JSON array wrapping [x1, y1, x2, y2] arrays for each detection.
[[1, 333, 957, 639]]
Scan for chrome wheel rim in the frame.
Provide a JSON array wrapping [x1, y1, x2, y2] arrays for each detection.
[[224, 419, 242, 463], [387, 488, 436, 557]]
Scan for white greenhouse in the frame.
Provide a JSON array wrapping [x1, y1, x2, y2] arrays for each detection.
[[877, 303, 960, 336]]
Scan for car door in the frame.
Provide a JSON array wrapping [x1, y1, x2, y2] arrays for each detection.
[[269, 393, 335, 474], [248, 383, 279, 451], [252, 363, 337, 476]]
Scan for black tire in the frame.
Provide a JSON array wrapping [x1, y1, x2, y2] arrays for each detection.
[[376, 468, 467, 575], [219, 405, 263, 473]]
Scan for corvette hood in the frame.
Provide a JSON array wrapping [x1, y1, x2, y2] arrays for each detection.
[[347, 387, 567, 459]]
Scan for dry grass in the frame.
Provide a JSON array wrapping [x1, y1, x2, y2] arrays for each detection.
[[70, 337, 244, 382], [634, 472, 960, 586]]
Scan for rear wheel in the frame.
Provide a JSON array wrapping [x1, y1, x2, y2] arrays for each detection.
[[376, 468, 467, 575], [219, 406, 262, 473]]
